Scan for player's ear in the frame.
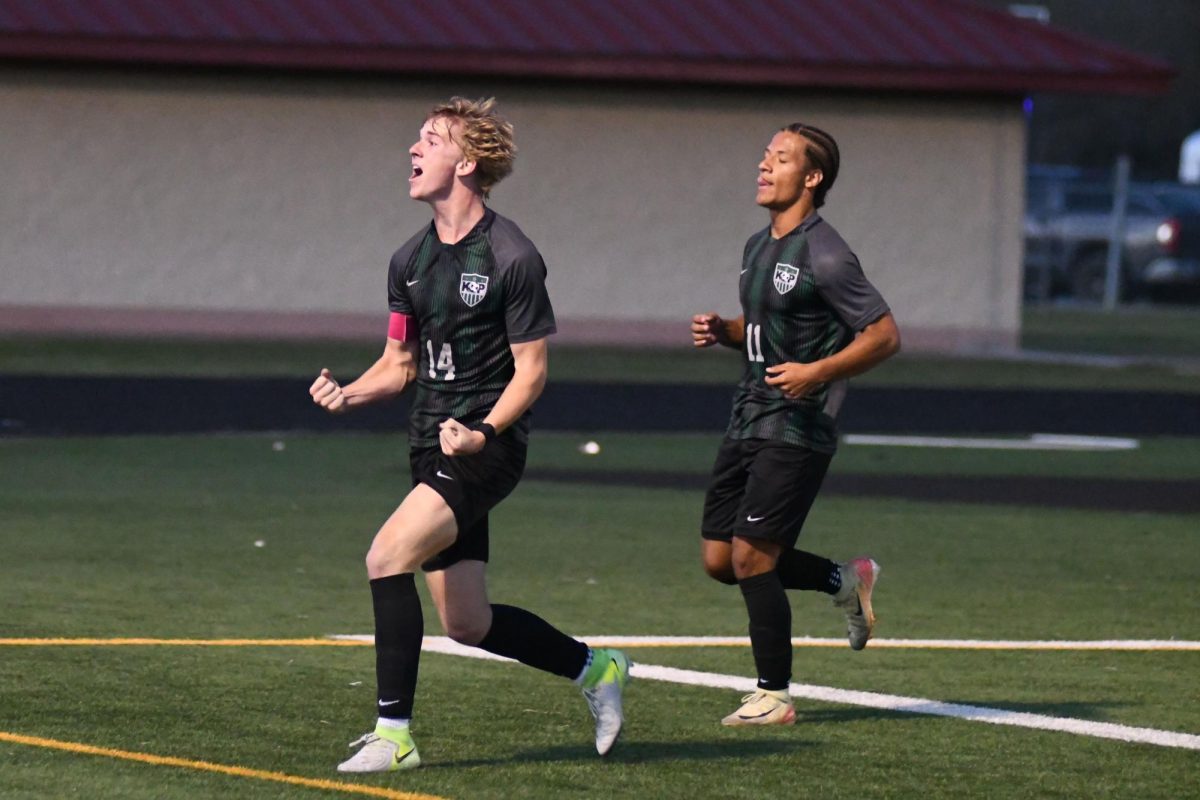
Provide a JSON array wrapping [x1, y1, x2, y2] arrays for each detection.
[[456, 158, 477, 178], [804, 168, 824, 191]]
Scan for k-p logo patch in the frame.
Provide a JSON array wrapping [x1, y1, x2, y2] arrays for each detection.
[[459, 273, 489, 307], [773, 263, 799, 295]]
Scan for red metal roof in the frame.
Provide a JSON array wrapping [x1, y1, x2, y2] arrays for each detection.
[[0, 0, 1173, 95]]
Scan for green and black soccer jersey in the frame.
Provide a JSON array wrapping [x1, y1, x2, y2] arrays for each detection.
[[729, 213, 889, 453], [388, 208, 556, 447]]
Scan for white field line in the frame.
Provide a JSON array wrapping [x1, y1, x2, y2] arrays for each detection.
[[328, 635, 1200, 751], [842, 433, 1140, 451], [628, 662, 1200, 751]]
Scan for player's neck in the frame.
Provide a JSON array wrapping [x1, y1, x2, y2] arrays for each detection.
[[429, 191, 487, 245], [768, 199, 816, 239]]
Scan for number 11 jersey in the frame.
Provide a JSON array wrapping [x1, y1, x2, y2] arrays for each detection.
[[731, 213, 889, 454]]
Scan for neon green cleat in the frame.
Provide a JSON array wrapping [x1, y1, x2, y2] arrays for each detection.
[[581, 648, 632, 755], [336, 724, 421, 773]]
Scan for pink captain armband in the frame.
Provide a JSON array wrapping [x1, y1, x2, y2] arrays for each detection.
[[387, 312, 416, 342]]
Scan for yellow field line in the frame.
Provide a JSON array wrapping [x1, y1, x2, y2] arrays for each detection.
[[0, 731, 446, 800]]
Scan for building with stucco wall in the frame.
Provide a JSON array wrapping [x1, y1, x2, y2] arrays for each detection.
[[0, 0, 1171, 352]]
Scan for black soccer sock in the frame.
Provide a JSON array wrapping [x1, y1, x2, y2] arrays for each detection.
[[776, 549, 842, 595], [370, 573, 424, 721], [738, 571, 792, 691], [477, 604, 589, 680]]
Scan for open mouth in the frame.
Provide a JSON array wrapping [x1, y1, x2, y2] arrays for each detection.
[[410, 166, 423, 179]]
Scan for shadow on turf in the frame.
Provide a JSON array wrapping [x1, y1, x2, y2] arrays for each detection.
[[795, 707, 908, 724], [942, 699, 1130, 720], [424, 739, 807, 768], [800, 700, 1127, 724]]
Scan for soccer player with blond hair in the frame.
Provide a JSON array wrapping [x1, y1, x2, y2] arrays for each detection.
[[311, 97, 630, 772]]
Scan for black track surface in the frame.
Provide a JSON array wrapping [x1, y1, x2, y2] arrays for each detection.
[[2, 375, 1198, 437], [3, 375, 1196, 513]]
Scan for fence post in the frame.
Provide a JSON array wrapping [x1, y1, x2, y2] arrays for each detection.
[[1103, 155, 1131, 310]]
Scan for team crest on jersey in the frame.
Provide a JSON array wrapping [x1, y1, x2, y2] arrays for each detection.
[[459, 273, 489, 307], [773, 263, 799, 295]]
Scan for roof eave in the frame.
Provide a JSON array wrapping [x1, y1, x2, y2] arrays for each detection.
[[0, 35, 1174, 97]]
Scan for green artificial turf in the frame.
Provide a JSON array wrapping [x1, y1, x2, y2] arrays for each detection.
[[1, 433, 1196, 798], [2, 316, 1200, 393], [527, 431, 1200, 481], [1021, 304, 1200, 358]]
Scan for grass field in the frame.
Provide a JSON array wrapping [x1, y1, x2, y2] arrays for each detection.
[[2, 431, 1197, 799], [1021, 304, 1200, 358], [2, 305, 1199, 393]]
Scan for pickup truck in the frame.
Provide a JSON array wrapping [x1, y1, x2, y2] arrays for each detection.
[[1024, 177, 1200, 303]]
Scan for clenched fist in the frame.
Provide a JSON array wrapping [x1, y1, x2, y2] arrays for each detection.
[[691, 312, 725, 348], [439, 418, 486, 456], [309, 368, 348, 413]]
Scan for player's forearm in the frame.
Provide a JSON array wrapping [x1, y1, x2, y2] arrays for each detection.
[[811, 313, 901, 382], [484, 365, 545, 434], [341, 353, 416, 410], [721, 315, 746, 348], [484, 340, 548, 433]]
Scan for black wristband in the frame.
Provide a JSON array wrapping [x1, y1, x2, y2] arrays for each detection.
[[471, 422, 497, 442]]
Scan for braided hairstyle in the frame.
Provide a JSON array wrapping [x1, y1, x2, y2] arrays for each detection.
[[782, 123, 840, 208]]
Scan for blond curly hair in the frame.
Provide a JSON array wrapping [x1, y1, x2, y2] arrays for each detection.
[[428, 97, 516, 198]]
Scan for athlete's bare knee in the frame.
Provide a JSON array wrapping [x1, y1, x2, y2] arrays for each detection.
[[364, 550, 391, 580], [444, 616, 490, 646], [701, 540, 736, 584], [731, 540, 780, 581], [365, 541, 420, 579], [703, 556, 737, 585], [732, 553, 770, 580], [440, 600, 492, 646]]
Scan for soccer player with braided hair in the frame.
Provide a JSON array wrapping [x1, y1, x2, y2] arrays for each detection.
[[691, 122, 900, 726], [311, 97, 630, 772]]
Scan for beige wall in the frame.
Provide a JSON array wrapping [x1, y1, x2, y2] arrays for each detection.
[[0, 66, 1024, 351]]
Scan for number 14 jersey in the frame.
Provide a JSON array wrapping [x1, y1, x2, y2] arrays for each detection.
[[388, 208, 557, 447]]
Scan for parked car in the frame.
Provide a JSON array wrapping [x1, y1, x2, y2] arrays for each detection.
[[1024, 170, 1200, 303]]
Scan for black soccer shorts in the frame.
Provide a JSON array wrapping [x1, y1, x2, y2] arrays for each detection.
[[701, 436, 833, 548], [409, 431, 527, 571]]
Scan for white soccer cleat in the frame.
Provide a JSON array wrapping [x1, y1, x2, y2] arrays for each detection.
[[336, 727, 421, 773], [721, 688, 796, 726], [581, 648, 631, 756], [834, 557, 881, 651]]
